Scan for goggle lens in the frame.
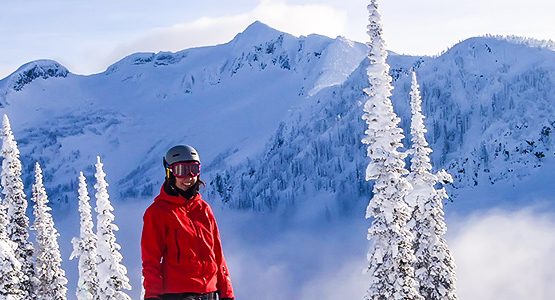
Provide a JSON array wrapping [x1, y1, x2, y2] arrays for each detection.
[[170, 162, 201, 178]]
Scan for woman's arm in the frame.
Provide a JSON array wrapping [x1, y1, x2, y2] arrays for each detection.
[[210, 208, 234, 299], [141, 206, 166, 299]]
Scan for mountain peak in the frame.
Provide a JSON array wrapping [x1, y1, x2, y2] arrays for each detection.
[[13, 59, 68, 74], [243, 21, 276, 34], [231, 21, 287, 47], [4, 59, 69, 92]]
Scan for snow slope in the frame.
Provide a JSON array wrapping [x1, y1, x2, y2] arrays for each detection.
[[2, 23, 553, 214]]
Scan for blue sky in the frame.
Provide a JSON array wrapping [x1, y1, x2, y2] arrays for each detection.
[[1, 0, 553, 78]]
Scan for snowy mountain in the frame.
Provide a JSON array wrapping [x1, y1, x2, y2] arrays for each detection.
[[0, 21, 554, 217], [206, 35, 555, 215]]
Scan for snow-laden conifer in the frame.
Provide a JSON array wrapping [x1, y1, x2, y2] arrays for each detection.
[[0, 193, 25, 299], [361, 2, 422, 299], [1, 114, 36, 298], [406, 72, 458, 300], [31, 162, 68, 300], [70, 172, 100, 300], [0, 241, 24, 299], [94, 156, 131, 300]]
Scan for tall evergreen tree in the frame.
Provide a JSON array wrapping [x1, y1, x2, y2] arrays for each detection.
[[0, 114, 36, 298], [361, 1, 422, 299], [31, 162, 68, 300], [70, 172, 100, 300], [94, 156, 131, 300], [406, 72, 458, 300], [0, 194, 25, 299]]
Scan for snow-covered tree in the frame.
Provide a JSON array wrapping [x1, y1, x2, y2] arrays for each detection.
[[0, 193, 25, 299], [94, 156, 131, 300], [361, 1, 422, 299], [0, 114, 36, 298], [31, 162, 68, 300], [406, 72, 458, 300], [0, 242, 24, 299], [70, 172, 100, 300]]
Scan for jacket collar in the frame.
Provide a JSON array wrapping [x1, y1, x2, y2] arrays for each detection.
[[154, 184, 201, 205]]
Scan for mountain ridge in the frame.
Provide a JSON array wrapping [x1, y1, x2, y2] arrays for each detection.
[[0, 21, 553, 216]]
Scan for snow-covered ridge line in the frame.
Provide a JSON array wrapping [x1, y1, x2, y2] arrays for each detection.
[[427, 34, 555, 58], [206, 27, 555, 212], [3, 60, 69, 89], [0, 21, 554, 215], [0, 60, 70, 104], [484, 34, 555, 51]]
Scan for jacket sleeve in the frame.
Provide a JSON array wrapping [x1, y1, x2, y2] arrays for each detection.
[[141, 206, 166, 299], [209, 208, 234, 298]]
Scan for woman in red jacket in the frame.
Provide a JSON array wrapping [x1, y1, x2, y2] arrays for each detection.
[[142, 145, 234, 300]]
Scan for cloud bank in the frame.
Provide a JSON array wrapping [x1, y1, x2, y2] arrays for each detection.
[[58, 193, 555, 300], [218, 205, 555, 300], [450, 208, 555, 300]]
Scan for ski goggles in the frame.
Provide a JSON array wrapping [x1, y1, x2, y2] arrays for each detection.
[[169, 161, 201, 178]]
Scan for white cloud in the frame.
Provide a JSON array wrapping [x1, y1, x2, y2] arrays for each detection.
[[217, 206, 555, 300], [57, 192, 555, 300], [104, 15, 250, 65], [297, 258, 368, 299], [3, 0, 555, 78], [104, 0, 347, 68], [251, 0, 347, 38], [450, 208, 555, 300], [326, 0, 555, 55]]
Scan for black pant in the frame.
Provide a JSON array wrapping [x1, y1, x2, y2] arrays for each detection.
[[161, 292, 218, 300]]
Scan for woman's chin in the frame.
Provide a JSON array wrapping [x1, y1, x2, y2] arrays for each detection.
[[178, 184, 191, 190]]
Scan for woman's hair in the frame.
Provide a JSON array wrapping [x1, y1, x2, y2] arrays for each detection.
[[164, 173, 205, 198]]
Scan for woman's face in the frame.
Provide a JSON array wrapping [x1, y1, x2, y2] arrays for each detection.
[[175, 174, 198, 191]]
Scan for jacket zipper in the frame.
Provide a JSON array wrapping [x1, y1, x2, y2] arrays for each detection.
[[174, 229, 181, 263]]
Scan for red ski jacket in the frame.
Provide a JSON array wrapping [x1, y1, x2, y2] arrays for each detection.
[[141, 185, 234, 299]]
